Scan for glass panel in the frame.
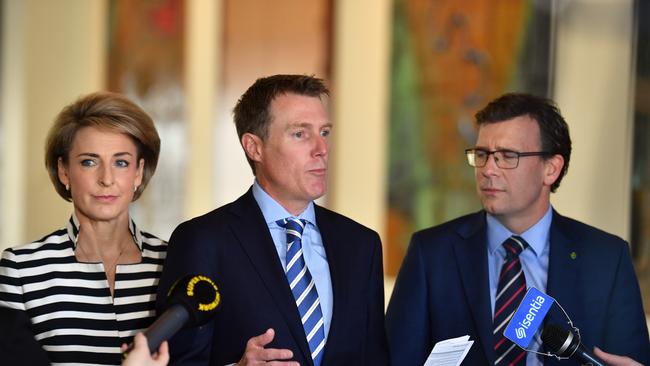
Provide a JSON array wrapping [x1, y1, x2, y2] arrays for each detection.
[[632, 0, 650, 314], [214, 0, 332, 205], [0, 0, 5, 237], [0, 0, 4, 239]]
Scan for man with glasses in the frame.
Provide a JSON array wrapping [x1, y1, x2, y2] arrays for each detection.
[[386, 93, 650, 366]]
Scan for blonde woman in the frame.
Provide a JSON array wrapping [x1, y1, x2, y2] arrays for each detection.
[[0, 92, 167, 365]]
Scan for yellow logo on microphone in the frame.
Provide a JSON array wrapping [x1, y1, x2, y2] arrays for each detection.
[[186, 275, 221, 312]]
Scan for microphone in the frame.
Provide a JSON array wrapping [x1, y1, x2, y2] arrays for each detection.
[[124, 274, 221, 356], [541, 323, 605, 366]]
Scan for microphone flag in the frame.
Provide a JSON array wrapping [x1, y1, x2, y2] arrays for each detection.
[[503, 287, 553, 348]]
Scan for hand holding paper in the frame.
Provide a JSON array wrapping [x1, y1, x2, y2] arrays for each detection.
[[423, 335, 473, 366]]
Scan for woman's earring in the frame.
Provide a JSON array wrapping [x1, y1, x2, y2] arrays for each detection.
[[134, 186, 138, 193], [65, 184, 70, 191]]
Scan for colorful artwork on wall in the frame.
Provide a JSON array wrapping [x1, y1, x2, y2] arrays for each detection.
[[386, 0, 551, 274], [107, 0, 186, 240]]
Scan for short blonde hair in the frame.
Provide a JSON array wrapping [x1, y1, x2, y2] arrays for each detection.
[[45, 92, 161, 201]]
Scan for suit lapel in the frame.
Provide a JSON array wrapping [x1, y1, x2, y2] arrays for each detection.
[[228, 189, 313, 364], [313, 206, 342, 364], [546, 211, 580, 329], [453, 212, 495, 364]]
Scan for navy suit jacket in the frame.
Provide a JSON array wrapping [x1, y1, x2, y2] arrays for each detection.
[[156, 189, 389, 366], [0, 307, 50, 366], [386, 210, 650, 365]]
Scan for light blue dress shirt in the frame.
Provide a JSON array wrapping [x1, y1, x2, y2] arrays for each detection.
[[252, 181, 333, 339], [487, 205, 552, 366]]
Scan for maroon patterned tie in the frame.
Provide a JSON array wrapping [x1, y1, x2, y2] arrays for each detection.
[[493, 236, 528, 365]]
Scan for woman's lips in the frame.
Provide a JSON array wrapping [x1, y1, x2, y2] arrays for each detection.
[[94, 195, 118, 202]]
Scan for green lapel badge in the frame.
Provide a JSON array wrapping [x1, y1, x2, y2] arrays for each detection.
[[570, 251, 577, 260]]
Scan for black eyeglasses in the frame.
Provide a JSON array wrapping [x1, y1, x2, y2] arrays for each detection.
[[465, 148, 552, 169]]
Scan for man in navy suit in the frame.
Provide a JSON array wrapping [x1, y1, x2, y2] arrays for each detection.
[[386, 93, 650, 366], [157, 74, 388, 366]]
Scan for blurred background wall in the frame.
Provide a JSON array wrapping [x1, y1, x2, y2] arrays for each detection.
[[1, 0, 648, 317]]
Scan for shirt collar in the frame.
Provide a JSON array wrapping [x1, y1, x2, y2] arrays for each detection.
[[486, 205, 553, 256], [66, 212, 144, 251], [252, 181, 316, 226]]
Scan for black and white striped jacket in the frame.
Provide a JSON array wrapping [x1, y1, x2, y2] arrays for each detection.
[[0, 215, 167, 365]]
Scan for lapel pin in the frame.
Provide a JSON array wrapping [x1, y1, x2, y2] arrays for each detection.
[[570, 251, 577, 260]]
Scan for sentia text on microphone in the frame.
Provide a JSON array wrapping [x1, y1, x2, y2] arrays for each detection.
[[504, 287, 554, 348], [517, 295, 546, 334]]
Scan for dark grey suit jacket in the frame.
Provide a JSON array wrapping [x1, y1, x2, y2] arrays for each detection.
[[386, 210, 650, 365], [157, 188, 389, 366]]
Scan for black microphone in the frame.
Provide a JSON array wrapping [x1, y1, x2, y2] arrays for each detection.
[[124, 274, 221, 356], [541, 323, 605, 366]]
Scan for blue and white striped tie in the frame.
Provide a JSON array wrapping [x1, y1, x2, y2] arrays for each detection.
[[277, 218, 326, 366]]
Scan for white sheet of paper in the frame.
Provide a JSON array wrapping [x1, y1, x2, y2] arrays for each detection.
[[423, 335, 474, 366]]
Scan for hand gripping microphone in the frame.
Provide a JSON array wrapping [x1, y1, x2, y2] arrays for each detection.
[[541, 323, 605, 366], [124, 274, 221, 356]]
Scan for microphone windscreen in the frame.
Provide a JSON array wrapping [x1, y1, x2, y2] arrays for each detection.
[[124, 274, 221, 358], [167, 274, 221, 327], [541, 323, 606, 366], [541, 323, 575, 356]]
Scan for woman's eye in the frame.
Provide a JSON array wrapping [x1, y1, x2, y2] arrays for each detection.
[[115, 160, 129, 168], [81, 159, 96, 167]]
